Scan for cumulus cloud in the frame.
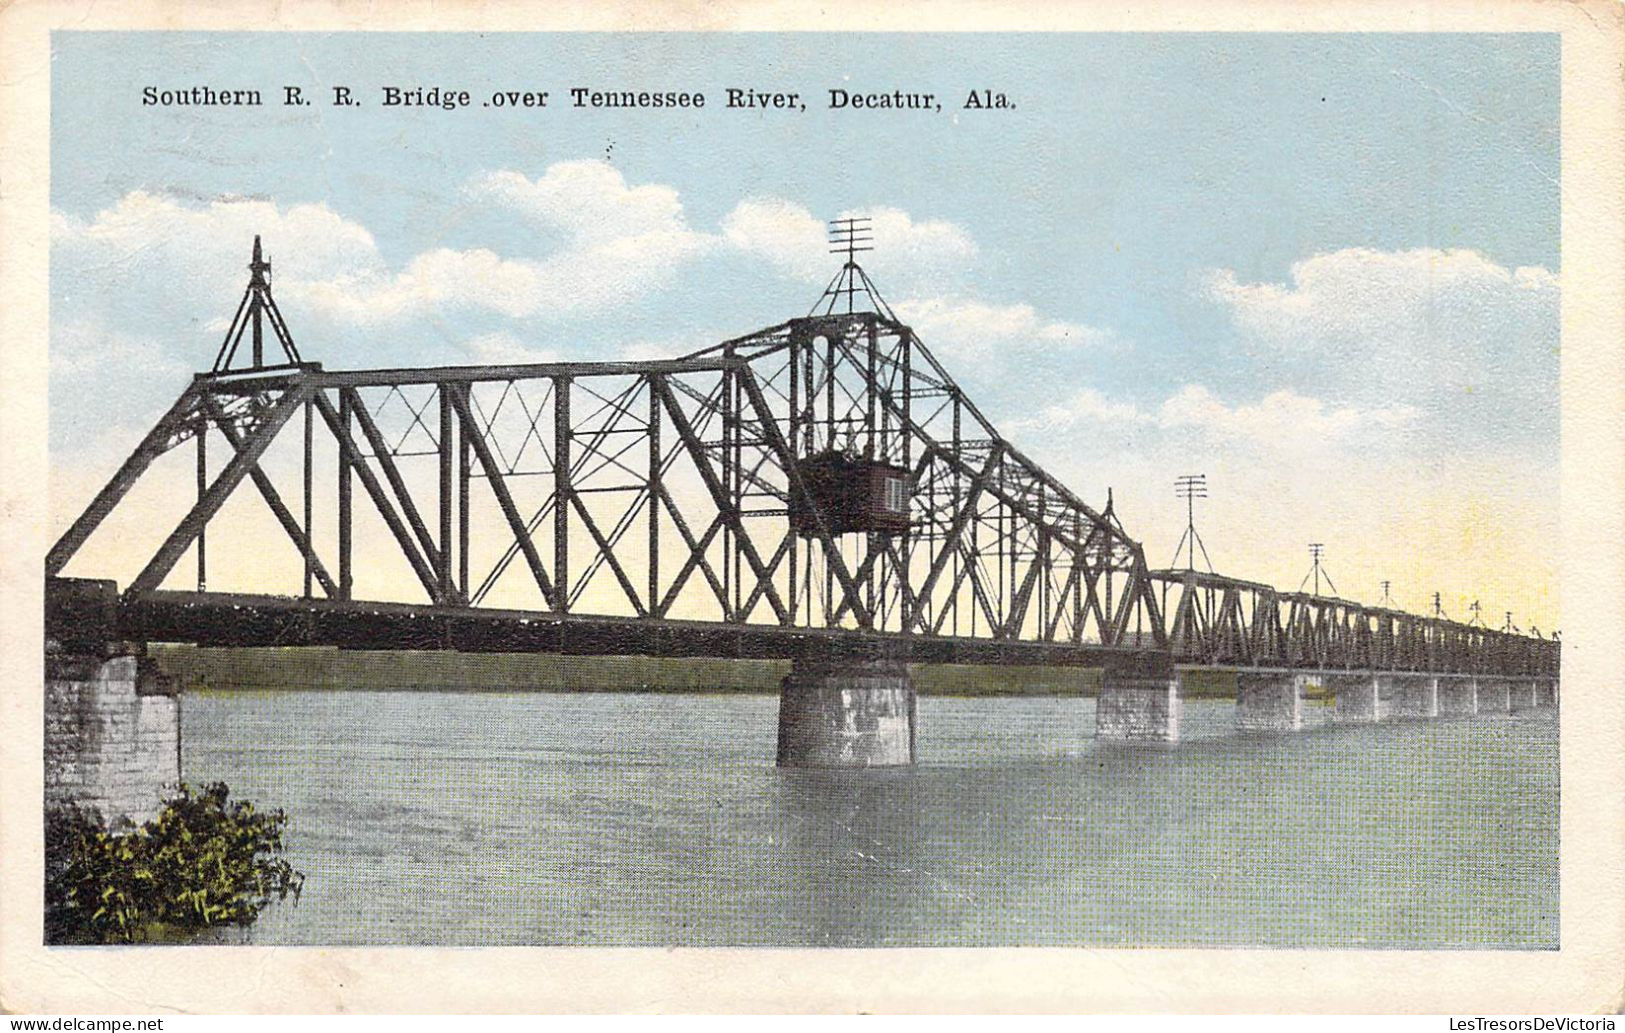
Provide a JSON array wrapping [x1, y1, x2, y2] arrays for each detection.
[[893, 297, 1109, 361], [52, 163, 723, 341], [51, 190, 383, 295], [467, 162, 693, 243], [1156, 385, 1417, 446], [1013, 383, 1417, 457], [459, 331, 561, 366], [1201, 247, 1558, 429], [721, 197, 977, 293], [309, 162, 718, 323], [721, 198, 828, 282]]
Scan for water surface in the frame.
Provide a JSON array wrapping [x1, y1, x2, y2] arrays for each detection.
[[181, 692, 1559, 947]]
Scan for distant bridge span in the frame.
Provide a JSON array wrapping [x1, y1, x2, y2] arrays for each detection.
[[44, 238, 1558, 775]]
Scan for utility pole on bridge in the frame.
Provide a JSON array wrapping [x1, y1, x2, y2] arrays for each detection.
[[1171, 474, 1214, 573], [1300, 543, 1338, 597]]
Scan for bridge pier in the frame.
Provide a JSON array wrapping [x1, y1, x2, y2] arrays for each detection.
[[1477, 677, 1511, 714], [1235, 671, 1305, 732], [1436, 676, 1478, 717], [1384, 674, 1439, 719], [44, 578, 180, 827], [1326, 673, 1381, 723], [1509, 678, 1540, 713], [1538, 679, 1559, 707], [45, 648, 180, 828], [776, 656, 915, 768], [1096, 654, 1180, 741]]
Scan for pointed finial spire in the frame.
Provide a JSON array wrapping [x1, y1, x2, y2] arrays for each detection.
[[249, 234, 270, 286], [212, 234, 302, 372]]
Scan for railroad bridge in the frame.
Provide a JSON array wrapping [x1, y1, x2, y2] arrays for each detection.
[[44, 234, 1559, 820]]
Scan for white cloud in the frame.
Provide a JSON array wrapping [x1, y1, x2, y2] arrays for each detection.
[[720, 198, 977, 293], [52, 164, 723, 337], [1201, 247, 1558, 415], [721, 198, 828, 282], [308, 162, 719, 324], [300, 248, 548, 323], [52, 191, 406, 372], [863, 206, 977, 271], [894, 297, 1108, 361], [1013, 383, 1416, 455], [1156, 384, 1417, 447], [467, 162, 694, 243], [460, 331, 561, 366], [52, 190, 385, 300], [50, 318, 188, 379]]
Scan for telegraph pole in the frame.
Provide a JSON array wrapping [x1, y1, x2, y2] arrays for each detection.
[[1171, 474, 1213, 572], [1299, 543, 1338, 597]]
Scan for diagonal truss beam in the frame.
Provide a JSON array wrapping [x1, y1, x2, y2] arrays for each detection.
[[446, 384, 559, 609], [313, 392, 445, 603], [48, 385, 201, 576], [128, 385, 310, 595], [200, 393, 339, 599]]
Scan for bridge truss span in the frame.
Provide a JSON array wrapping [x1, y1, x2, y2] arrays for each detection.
[[46, 242, 1556, 679], [47, 301, 1166, 655], [1150, 568, 1556, 677]]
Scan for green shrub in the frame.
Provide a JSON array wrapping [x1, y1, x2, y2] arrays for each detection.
[[44, 782, 304, 944]]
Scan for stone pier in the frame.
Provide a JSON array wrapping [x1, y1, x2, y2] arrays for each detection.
[[1236, 671, 1305, 732], [776, 656, 915, 767], [1385, 674, 1439, 719], [1096, 653, 1181, 741], [1536, 679, 1559, 707], [45, 650, 181, 828], [1326, 673, 1381, 723], [1436, 676, 1478, 717], [1509, 679, 1540, 713]]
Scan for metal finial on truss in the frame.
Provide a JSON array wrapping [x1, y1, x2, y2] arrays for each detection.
[[811, 214, 897, 321], [828, 216, 874, 266], [212, 235, 304, 373]]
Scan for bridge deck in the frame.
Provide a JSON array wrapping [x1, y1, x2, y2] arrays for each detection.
[[61, 583, 1144, 667]]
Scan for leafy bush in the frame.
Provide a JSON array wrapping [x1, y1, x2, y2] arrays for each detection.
[[45, 782, 304, 944]]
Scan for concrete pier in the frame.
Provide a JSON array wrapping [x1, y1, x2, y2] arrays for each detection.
[[1236, 672, 1304, 732], [1386, 674, 1439, 719], [1326, 673, 1381, 723], [776, 656, 915, 767], [45, 650, 181, 828], [1436, 676, 1478, 717], [1096, 653, 1181, 741]]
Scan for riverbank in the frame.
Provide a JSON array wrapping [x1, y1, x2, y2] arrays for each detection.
[[151, 644, 1242, 698]]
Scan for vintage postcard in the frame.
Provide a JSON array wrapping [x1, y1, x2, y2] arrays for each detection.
[[2, 0, 1622, 1015]]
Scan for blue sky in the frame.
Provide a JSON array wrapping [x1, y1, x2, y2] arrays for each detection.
[[48, 31, 1561, 626]]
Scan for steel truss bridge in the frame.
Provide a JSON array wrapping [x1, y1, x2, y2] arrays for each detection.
[[46, 239, 1558, 681]]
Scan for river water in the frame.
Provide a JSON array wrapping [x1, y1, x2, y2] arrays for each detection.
[[180, 692, 1558, 948]]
